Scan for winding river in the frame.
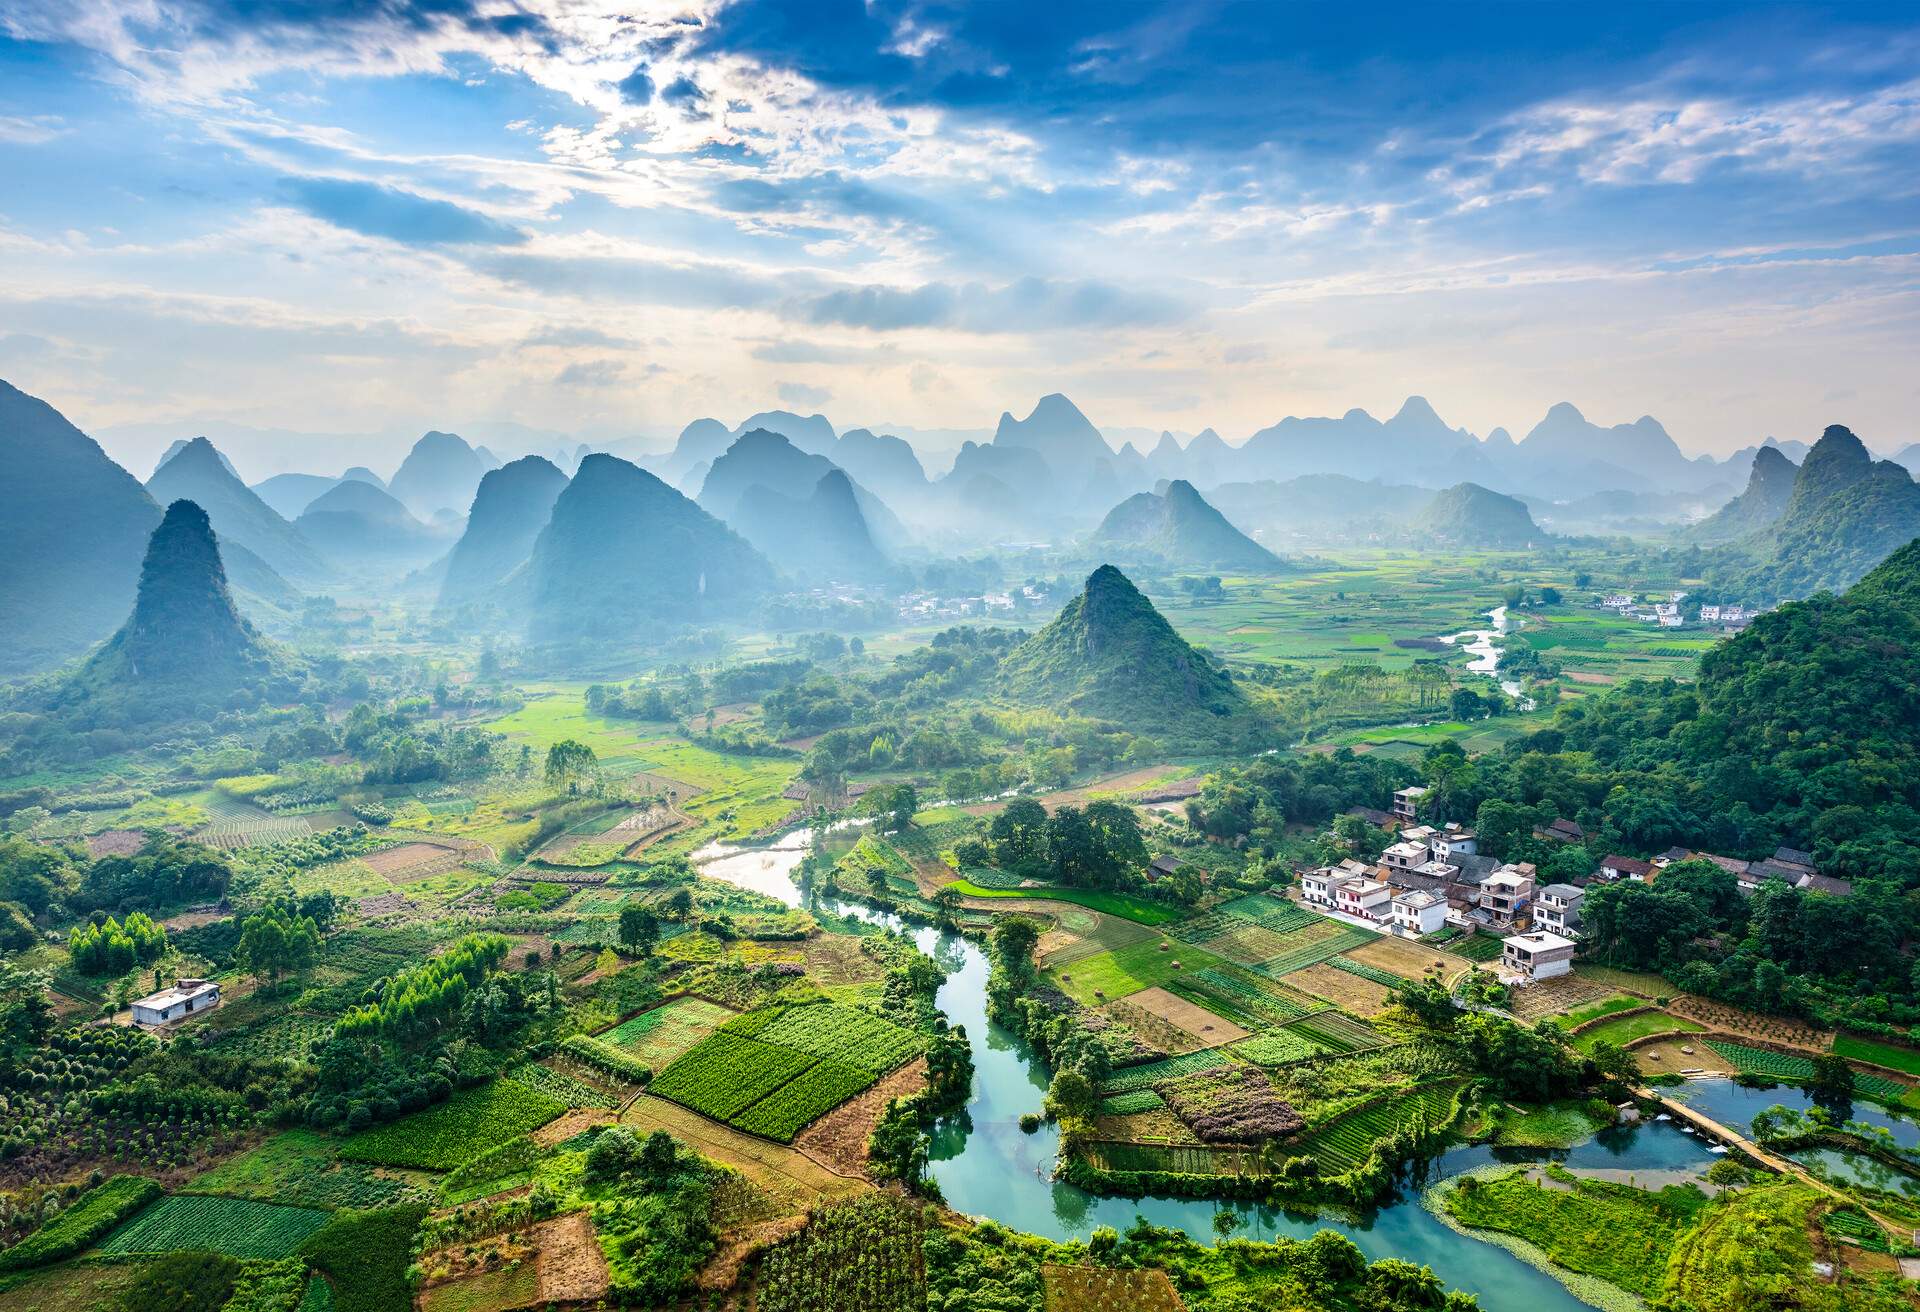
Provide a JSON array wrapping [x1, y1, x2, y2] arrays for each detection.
[[1442, 604, 1534, 708], [692, 835, 1724, 1311]]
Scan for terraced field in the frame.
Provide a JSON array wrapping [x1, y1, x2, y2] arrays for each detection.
[[1705, 1040, 1910, 1102]]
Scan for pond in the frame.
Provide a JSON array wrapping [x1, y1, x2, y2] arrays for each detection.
[[694, 834, 1718, 1311], [1666, 1077, 1920, 1149]]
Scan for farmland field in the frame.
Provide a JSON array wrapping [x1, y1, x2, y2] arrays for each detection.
[[1569, 1011, 1702, 1054], [752, 1003, 920, 1074], [1296, 1081, 1464, 1172], [753, 1193, 925, 1312], [338, 1079, 567, 1170], [98, 1193, 331, 1259], [943, 881, 1180, 925], [1832, 1034, 1920, 1077], [1049, 938, 1230, 1006], [1704, 1040, 1910, 1102], [1285, 961, 1394, 1015], [649, 1033, 819, 1121], [1099, 1049, 1239, 1095], [191, 1129, 422, 1210], [1042, 1264, 1186, 1312], [1259, 924, 1379, 978], [601, 996, 736, 1067], [730, 1059, 877, 1142]]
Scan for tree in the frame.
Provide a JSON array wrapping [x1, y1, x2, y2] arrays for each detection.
[[618, 905, 660, 956], [0, 961, 52, 1062], [1044, 1067, 1098, 1125], [235, 905, 323, 985], [884, 784, 917, 833], [1387, 977, 1460, 1029], [1211, 1209, 1241, 1240], [988, 797, 1051, 873], [544, 740, 598, 793], [663, 888, 695, 921], [1810, 1051, 1855, 1102]]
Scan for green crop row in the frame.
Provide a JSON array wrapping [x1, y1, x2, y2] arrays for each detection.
[[338, 1079, 566, 1171], [1098, 1049, 1236, 1095], [1286, 1011, 1386, 1054], [1705, 1040, 1908, 1102], [558, 1034, 653, 1084], [1098, 1090, 1166, 1115], [754, 1003, 919, 1075], [1329, 956, 1408, 988], [1258, 925, 1380, 978], [729, 1060, 875, 1141], [0, 1174, 162, 1272], [649, 1034, 819, 1122], [504, 1059, 619, 1108], [98, 1193, 331, 1260]]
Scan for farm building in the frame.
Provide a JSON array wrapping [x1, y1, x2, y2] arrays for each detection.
[[131, 978, 220, 1026]]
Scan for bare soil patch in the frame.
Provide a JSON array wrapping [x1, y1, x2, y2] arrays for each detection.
[[1042, 1263, 1188, 1312], [363, 841, 469, 882], [963, 766, 1188, 815], [799, 935, 886, 986], [1566, 671, 1616, 685], [794, 1058, 928, 1179], [698, 1214, 808, 1292], [1120, 986, 1249, 1046], [1506, 971, 1621, 1022], [534, 1210, 611, 1304], [533, 1108, 617, 1147], [1286, 962, 1394, 1015], [1635, 1037, 1733, 1077], [85, 830, 148, 858], [1345, 935, 1471, 980], [1669, 995, 1832, 1050], [621, 1096, 867, 1211]]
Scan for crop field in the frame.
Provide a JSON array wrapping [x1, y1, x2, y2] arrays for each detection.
[[730, 1059, 876, 1141], [338, 1079, 567, 1170], [1285, 1011, 1386, 1053], [1287, 961, 1394, 1015], [1448, 934, 1506, 963], [1049, 938, 1230, 1006], [1834, 1034, 1920, 1077], [601, 996, 736, 1067], [944, 881, 1180, 925], [753, 1193, 926, 1312], [1552, 995, 1643, 1030], [1042, 1264, 1186, 1312], [1297, 1080, 1463, 1173], [649, 1033, 826, 1126], [1203, 921, 1325, 965], [1098, 1049, 1238, 1095], [504, 1061, 619, 1109], [1344, 934, 1472, 980], [1704, 1040, 1909, 1102], [1258, 924, 1380, 978], [418, 1263, 541, 1312], [619, 1096, 865, 1210], [191, 1129, 422, 1211], [193, 796, 318, 850], [1082, 1139, 1267, 1176], [361, 841, 471, 881], [1671, 997, 1831, 1048], [1569, 1011, 1702, 1054], [1329, 955, 1408, 988], [1039, 912, 1160, 967], [1230, 1028, 1328, 1066], [1216, 894, 1317, 930], [207, 1012, 332, 1064], [1169, 964, 1318, 1027], [98, 1193, 331, 1259], [752, 1003, 921, 1074], [1114, 985, 1249, 1047], [1505, 973, 1623, 1022], [1099, 1090, 1167, 1115]]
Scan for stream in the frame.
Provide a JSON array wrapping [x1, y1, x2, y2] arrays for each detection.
[[692, 835, 1731, 1311], [1441, 604, 1535, 709]]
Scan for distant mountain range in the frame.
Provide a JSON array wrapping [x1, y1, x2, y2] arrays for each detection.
[[148, 437, 331, 585], [438, 455, 569, 609]]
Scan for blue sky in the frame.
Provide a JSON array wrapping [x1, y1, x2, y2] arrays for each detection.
[[1, 0, 1916, 459]]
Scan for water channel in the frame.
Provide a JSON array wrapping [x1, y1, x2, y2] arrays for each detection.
[[693, 833, 1739, 1310], [1441, 603, 1534, 708]]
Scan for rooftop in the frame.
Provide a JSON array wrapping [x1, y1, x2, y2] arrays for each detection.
[[1505, 930, 1576, 952], [133, 978, 218, 1011]]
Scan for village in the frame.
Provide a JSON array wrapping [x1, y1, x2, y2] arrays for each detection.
[[1295, 784, 1851, 989]]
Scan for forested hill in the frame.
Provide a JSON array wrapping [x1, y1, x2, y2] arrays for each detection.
[[998, 565, 1251, 740]]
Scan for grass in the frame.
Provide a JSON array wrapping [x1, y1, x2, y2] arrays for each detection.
[[191, 1129, 419, 1210], [1449, 935, 1505, 963], [97, 1193, 331, 1259], [1569, 1011, 1703, 1054], [943, 880, 1179, 924], [1098, 1049, 1238, 1095], [1492, 1101, 1607, 1148], [299, 1203, 428, 1312], [1442, 1165, 1709, 1299], [338, 1079, 567, 1171], [1051, 938, 1230, 1005], [418, 1262, 541, 1312], [1552, 995, 1642, 1029], [1834, 1034, 1920, 1077]]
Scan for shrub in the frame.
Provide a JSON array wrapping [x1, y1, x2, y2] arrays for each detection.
[[0, 1174, 162, 1272]]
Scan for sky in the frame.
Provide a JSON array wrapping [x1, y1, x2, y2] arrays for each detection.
[[1, 0, 1917, 460]]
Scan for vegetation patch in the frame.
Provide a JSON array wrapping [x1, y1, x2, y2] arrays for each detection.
[[752, 1002, 920, 1074], [298, 1203, 429, 1312], [730, 1059, 876, 1142], [0, 1174, 162, 1272], [1099, 1049, 1237, 1096], [191, 1129, 421, 1211], [649, 1033, 818, 1122], [338, 1079, 567, 1171], [602, 995, 735, 1067], [1569, 1011, 1702, 1054], [1706, 1039, 1909, 1102], [943, 881, 1179, 924], [98, 1192, 331, 1259], [1156, 1065, 1304, 1144], [1231, 1028, 1328, 1067], [1041, 1263, 1185, 1312], [1833, 1034, 1920, 1077], [1051, 939, 1229, 1006], [752, 1193, 926, 1312]]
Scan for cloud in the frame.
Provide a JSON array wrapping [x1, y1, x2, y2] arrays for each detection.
[[777, 381, 830, 406], [556, 359, 626, 388], [802, 276, 1184, 332], [280, 176, 527, 247], [0, 114, 66, 144], [751, 339, 896, 364], [521, 324, 635, 349]]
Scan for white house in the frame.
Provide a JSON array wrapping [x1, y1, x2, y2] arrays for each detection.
[[1392, 786, 1429, 820], [1337, 878, 1393, 921], [1301, 864, 1364, 908], [1390, 890, 1448, 937], [1602, 593, 1633, 609], [1478, 868, 1535, 929], [1382, 839, 1432, 874], [1534, 883, 1585, 937], [1432, 826, 1478, 859], [1658, 612, 1685, 628], [131, 978, 220, 1027], [1501, 931, 1577, 981]]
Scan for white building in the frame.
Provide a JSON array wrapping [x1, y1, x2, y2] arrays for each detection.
[[1501, 931, 1577, 981], [131, 978, 220, 1027], [1602, 594, 1633, 609], [1392, 786, 1429, 820], [1390, 890, 1448, 937], [1301, 862, 1367, 908], [1534, 884, 1585, 937], [1432, 826, 1478, 859], [1382, 839, 1432, 874], [1337, 878, 1393, 921]]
